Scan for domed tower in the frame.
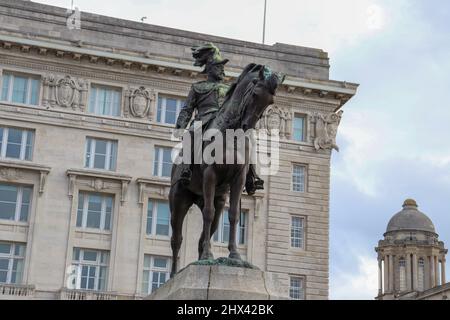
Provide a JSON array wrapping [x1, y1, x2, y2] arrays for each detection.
[[375, 199, 447, 299]]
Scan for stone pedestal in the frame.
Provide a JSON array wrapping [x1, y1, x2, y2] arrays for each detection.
[[145, 264, 289, 300]]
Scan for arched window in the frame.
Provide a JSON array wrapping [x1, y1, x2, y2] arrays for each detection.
[[418, 258, 425, 291], [399, 258, 406, 291]]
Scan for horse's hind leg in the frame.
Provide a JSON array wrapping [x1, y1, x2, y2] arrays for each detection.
[[169, 184, 193, 277], [197, 195, 226, 259], [228, 173, 245, 260]]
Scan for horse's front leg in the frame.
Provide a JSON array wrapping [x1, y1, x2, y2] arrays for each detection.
[[200, 167, 216, 260], [228, 171, 246, 260]]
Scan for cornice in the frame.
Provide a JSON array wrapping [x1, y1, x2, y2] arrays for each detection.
[[0, 35, 358, 108]]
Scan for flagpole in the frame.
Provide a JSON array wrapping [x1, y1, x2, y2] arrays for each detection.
[[262, 0, 267, 44]]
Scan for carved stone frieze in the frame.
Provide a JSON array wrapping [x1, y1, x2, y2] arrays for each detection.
[[312, 110, 343, 151], [0, 168, 23, 181], [42, 74, 88, 111], [257, 105, 292, 139]]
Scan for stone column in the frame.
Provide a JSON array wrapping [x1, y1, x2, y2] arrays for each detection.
[[435, 256, 440, 286], [378, 259, 383, 295], [384, 256, 389, 293], [412, 254, 418, 291], [389, 255, 394, 292], [430, 256, 436, 288], [406, 254, 412, 291], [442, 258, 446, 284]]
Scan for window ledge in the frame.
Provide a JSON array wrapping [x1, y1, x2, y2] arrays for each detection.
[[0, 101, 38, 109], [145, 235, 171, 241], [74, 228, 112, 236], [0, 219, 28, 227], [0, 159, 51, 193], [66, 168, 132, 204]]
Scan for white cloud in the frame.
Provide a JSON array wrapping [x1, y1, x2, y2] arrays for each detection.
[[330, 254, 378, 300]]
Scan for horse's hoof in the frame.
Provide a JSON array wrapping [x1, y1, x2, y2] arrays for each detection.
[[200, 252, 214, 260], [229, 252, 241, 260]]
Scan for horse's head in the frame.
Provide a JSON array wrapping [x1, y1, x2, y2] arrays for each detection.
[[241, 67, 285, 131]]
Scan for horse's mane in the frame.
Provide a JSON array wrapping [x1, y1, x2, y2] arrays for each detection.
[[214, 63, 264, 130]]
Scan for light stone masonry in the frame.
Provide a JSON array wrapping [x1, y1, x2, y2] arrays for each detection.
[[0, 0, 357, 300]]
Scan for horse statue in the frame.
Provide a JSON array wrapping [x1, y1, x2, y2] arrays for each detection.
[[169, 63, 284, 276]]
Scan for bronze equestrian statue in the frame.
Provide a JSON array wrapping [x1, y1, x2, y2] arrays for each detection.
[[170, 43, 284, 276]]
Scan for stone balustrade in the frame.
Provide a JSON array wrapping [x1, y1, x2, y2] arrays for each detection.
[[0, 284, 35, 299], [59, 288, 119, 300]]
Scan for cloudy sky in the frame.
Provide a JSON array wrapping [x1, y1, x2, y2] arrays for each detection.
[[37, 0, 450, 299]]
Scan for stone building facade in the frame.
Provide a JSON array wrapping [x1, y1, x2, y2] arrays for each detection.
[[0, 0, 357, 299], [376, 199, 449, 300]]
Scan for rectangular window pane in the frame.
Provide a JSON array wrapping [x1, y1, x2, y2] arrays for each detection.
[[24, 131, 34, 161], [86, 195, 102, 229], [0, 184, 18, 220], [156, 97, 163, 123], [162, 148, 172, 177], [165, 98, 177, 124], [85, 138, 117, 171], [290, 277, 304, 300], [292, 165, 305, 192], [1, 74, 10, 101], [146, 200, 153, 235], [0, 242, 25, 285], [30, 78, 39, 105], [293, 115, 305, 142], [291, 216, 304, 248], [88, 85, 121, 117], [156, 202, 170, 236], [156, 96, 184, 125], [12, 76, 27, 104], [6, 128, 23, 159], [19, 187, 32, 222], [71, 246, 112, 292], [142, 255, 170, 294]]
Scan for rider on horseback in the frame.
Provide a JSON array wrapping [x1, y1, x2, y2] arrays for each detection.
[[174, 43, 264, 195]]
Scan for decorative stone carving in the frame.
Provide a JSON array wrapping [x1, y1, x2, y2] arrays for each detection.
[[42, 74, 88, 111], [257, 105, 292, 139], [0, 168, 23, 181], [124, 86, 155, 119], [92, 178, 105, 191], [313, 111, 343, 151]]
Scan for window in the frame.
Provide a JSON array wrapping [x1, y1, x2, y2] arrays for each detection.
[[418, 258, 425, 291], [146, 200, 171, 236], [156, 96, 185, 125], [293, 114, 306, 142], [153, 146, 172, 177], [289, 276, 305, 300], [85, 138, 117, 171], [291, 216, 305, 249], [213, 210, 247, 245], [88, 85, 121, 116], [71, 248, 109, 291], [142, 255, 170, 294], [399, 258, 406, 291], [0, 127, 34, 161], [76, 192, 113, 231], [292, 164, 306, 192], [0, 242, 25, 284], [0, 184, 32, 222], [1, 72, 40, 105]]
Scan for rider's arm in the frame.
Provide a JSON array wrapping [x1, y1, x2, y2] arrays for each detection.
[[175, 87, 196, 129]]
